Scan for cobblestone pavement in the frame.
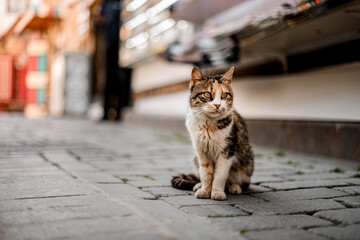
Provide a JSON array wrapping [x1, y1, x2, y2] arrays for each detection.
[[1, 114, 360, 240]]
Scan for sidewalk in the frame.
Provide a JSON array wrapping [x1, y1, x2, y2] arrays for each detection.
[[0, 114, 359, 240]]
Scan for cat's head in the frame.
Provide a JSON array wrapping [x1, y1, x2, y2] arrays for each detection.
[[189, 67, 234, 119]]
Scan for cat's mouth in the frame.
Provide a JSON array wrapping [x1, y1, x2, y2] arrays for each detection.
[[206, 109, 227, 118], [212, 108, 225, 113]]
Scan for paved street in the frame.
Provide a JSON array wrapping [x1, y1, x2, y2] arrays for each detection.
[[0, 114, 359, 240]]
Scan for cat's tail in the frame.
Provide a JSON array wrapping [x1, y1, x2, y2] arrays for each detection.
[[171, 173, 199, 190]]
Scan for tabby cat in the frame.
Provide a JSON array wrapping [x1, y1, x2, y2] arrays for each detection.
[[171, 67, 254, 201]]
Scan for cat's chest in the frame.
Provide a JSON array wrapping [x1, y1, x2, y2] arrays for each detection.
[[187, 117, 230, 152]]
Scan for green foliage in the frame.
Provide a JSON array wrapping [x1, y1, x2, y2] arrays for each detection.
[[329, 167, 345, 173], [154, 194, 168, 199], [353, 173, 360, 178], [281, 160, 300, 167], [275, 151, 285, 157], [120, 178, 129, 183], [142, 175, 155, 180], [295, 171, 304, 175]]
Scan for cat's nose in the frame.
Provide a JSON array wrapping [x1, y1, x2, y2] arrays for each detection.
[[214, 104, 220, 109]]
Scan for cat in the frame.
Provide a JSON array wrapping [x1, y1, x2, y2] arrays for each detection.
[[171, 66, 254, 201]]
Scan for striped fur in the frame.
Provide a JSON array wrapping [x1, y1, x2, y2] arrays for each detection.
[[171, 173, 199, 190]]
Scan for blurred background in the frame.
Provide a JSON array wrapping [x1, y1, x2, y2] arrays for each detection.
[[0, 0, 359, 160]]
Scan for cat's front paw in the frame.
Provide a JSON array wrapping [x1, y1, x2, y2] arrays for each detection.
[[211, 190, 226, 201], [195, 189, 210, 199]]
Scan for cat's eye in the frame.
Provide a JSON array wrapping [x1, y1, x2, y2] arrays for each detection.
[[203, 92, 211, 98], [221, 93, 229, 99]]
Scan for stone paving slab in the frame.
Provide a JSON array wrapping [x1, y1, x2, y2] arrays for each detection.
[[0, 186, 96, 201], [143, 186, 193, 197], [0, 161, 50, 169], [75, 232, 172, 240], [1, 216, 152, 240], [181, 204, 249, 217], [94, 183, 156, 200], [244, 229, 328, 240], [345, 178, 360, 185], [250, 175, 285, 184], [0, 194, 107, 212], [236, 199, 345, 215], [283, 172, 356, 181], [74, 171, 123, 183], [251, 187, 350, 201], [0, 166, 60, 174], [314, 208, 360, 225], [1, 114, 360, 240], [164, 222, 246, 240], [163, 194, 266, 208], [0, 178, 84, 191], [126, 177, 174, 188], [120, 198, 196, 221], [333, 195, 360, 207], [252, 167, 295, 174], [0, 174, 77, 185], [261, 179, 350, 190], [211, 214, 332, 231], [0, 203, 132, 226], [309, 224, 360, 240], [333, 186, 360, 194], [0, 173, 72, 182]]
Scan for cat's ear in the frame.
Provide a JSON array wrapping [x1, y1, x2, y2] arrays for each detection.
[[221, 67, 234, 84], [191, 66, 205, 85]]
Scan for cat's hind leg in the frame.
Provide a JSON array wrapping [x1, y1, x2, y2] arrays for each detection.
[[228, 183, 242, 194], [227, 169, 251, 195]]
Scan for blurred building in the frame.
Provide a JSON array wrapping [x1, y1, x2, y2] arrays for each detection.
[[0, 0, 104, 117], [120, 0, 360, 160]]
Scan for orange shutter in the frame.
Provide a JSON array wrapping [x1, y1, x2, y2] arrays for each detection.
[[0, 55, 14, 102]]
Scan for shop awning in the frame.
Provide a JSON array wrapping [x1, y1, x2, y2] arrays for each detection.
[[0, 16, 22, 41], [14, 11, 59, 34]]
